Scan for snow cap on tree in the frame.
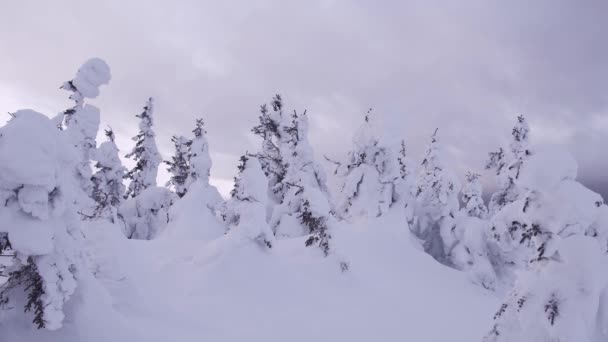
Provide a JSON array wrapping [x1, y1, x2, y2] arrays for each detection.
[[61, 58, 111, 105], [59, 58, 111, 199]]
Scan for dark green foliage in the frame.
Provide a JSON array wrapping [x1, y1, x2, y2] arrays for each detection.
[[544, 294, 558, 325], [164, 135, 192, 198], [300, 200, 331, 256], [192, 118, 206, 138], [0, 257, 46, 329]]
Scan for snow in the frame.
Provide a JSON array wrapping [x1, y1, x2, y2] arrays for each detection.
[[2, 211, 498, 342], [164, 180, 224, 240], [2, 60, 606, 342]]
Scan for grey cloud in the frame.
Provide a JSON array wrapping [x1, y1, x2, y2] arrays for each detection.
[[0, 0, 606, 197]]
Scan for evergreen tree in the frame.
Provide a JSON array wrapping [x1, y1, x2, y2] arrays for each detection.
[[269, 107, 332, 239], [187, 118, 212, 187], [413, 129, 461, 264], [251, 95, 288, 208], [223, 155, 274, 248], [124, 98, 162, 199], [165, 135, 192, 198], [0, 110, 91, 330], [164, 118, 224, 240], [485, 147, 608, 341], [462, 172, 488, 219], [486, 115, 531, 214], [59, 58, 111, 198], [90, 128, 127, 223], [335, 112, 401, 221]]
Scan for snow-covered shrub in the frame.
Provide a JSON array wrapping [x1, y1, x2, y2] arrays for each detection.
[[0, 110, 89, 330], [222, 155, 274, 248], [90, 128, 126, 223], [119, 187, 176, 240], [124, 98, 162, 199]]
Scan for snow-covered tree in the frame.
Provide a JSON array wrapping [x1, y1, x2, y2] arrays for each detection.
[[0, 110, 90, 330], [90, 128, 127, 223], [269, 107, 332, 239], [187, 118, 211, 186], [395, 139, 417, 225], [222, 155, 274, 248], [334, 112, 401, 221], [485, 236, 608, 342], [462, 172, 488, 219], [486, 115, 531, 214], [163, 118, 224, 240], [441, 172, 495, 288], [58, 58, 111, 198], [251, 95, 288, 209], [413, 130, 460, 263], [485, 148, 608, 341], [119, 187, 176, 240], [165, 135, 191, 198], [413, 129, 461, 264], [124, 98, 162, 199]]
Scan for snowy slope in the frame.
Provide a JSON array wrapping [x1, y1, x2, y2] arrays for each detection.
[[3, 208, 498, 342]]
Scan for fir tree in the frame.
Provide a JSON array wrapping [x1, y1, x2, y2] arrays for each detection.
[[251, 95, 288, 206], [335, 111, 401, 221], [187, 118, 212, 187], [124, 98, 162, 199], [486, 115, 531, 214], [462, 172, 488, 219], [223, 155, 274, 248], [269, 106, 332, 239], [165, 135, 192, 198], [91, 128, 127, 222], [413, 129, 460, 264]]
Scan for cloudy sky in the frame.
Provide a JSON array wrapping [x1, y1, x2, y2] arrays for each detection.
[[1, 0, 606, 197]]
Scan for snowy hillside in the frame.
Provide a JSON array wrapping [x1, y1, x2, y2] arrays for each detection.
[[3, 214, 498, 342], [2, 59, 608, 342]]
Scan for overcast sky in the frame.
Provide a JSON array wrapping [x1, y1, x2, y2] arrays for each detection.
[[1, 0, 607, 198]]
